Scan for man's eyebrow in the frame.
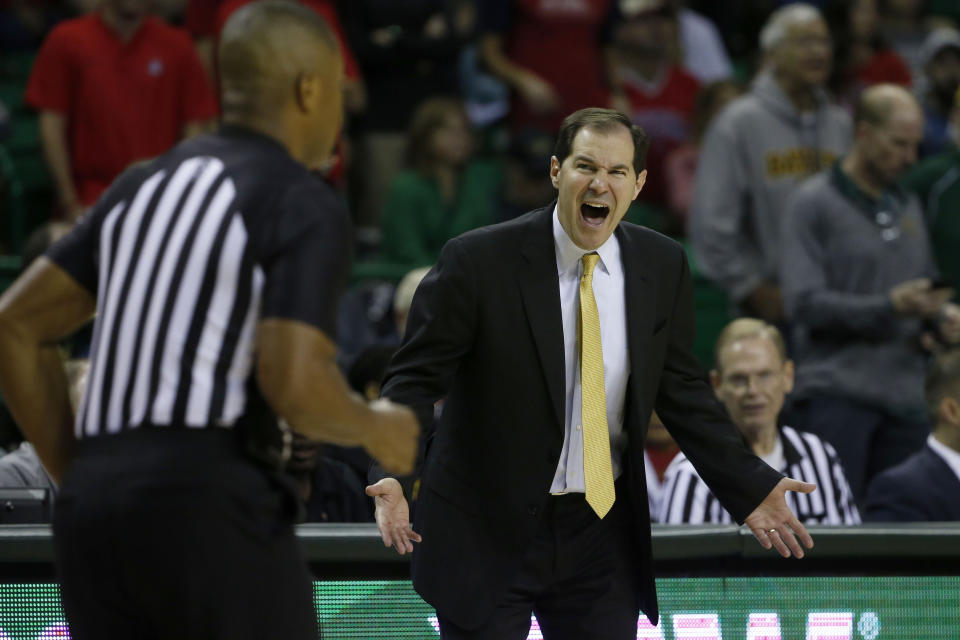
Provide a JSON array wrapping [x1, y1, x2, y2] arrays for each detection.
[[572, 155, 631, 171]]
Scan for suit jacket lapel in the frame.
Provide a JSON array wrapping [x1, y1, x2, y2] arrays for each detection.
[[518, 206, 565, 430]]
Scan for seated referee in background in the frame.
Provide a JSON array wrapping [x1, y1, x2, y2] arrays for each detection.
[[0, 2, 419, 639], [658, 319, 860, 525]]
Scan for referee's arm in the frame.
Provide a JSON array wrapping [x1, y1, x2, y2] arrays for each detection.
[[257, 318, 419, 476], [0, 257, 95, 483]]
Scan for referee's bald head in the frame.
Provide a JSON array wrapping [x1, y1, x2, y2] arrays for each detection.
[[219, 1, 343, 165]]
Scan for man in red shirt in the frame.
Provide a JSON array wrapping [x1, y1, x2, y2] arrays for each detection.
[[478, 0, 617, 133], [612, 2, 700, 209], [26, 0, 217, 220]]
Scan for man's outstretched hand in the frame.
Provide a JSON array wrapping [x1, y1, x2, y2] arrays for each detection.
[[744, 477, 816, 558], [365, 477, 422, 555]]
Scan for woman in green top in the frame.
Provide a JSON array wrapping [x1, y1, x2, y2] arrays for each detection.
[[380, 97, 502, 271]]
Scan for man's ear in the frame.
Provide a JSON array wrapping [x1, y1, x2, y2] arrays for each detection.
[[295, 71, 321, 112], [709, 369, 721, 393], [782, 359, 795, 394], [634, 169, 647, 200], [940, 396, 960, 426], [549, 156, 560, 189]]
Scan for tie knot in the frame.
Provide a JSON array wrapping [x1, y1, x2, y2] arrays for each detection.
[[581, 252, 600, 278]]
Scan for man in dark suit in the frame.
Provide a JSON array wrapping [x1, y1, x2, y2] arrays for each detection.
[[865, 348, 960, 521], [366, 108, 816, 639]]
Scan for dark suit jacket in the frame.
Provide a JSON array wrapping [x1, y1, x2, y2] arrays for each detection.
[[379, 205, 781, 629], [864, 444, 960, 522]]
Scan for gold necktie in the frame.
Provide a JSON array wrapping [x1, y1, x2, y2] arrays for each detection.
[[579, 253, 615, 518]]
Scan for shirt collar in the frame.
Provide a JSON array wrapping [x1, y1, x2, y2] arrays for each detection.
[[928, 433, 960, 483], [830, 161, 907, 211], [217, 124, 291, 157], [779, 426, 804, 466], [551, 204, 620, 278]]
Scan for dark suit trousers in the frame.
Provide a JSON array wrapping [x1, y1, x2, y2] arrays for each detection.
[[438, 483, 642, 640]]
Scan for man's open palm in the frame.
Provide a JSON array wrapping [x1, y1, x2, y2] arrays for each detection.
[[745, 477, 816, 558]]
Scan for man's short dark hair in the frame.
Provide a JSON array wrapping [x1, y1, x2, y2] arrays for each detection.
[[925, 348, 960, 426], [553, 108, 649, 175], [219, 0, 339, 119]]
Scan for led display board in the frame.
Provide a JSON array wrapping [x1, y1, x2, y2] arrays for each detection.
[[0, 577, 956, 638]]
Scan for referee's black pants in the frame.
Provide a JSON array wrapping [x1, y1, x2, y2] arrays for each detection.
[[53, 428, 319, 640]]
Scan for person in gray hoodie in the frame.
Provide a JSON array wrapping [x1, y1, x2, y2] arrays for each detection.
[[690, 3, 851, 323]]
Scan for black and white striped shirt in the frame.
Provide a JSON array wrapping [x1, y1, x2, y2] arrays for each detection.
[[656, 425, 860, 525], [49, 126, 350, 438]]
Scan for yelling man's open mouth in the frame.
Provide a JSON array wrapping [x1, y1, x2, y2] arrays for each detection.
[[580, 202, 610, 228]]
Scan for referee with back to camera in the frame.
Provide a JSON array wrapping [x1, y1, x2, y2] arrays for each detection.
[[0, 2, 419, 639]]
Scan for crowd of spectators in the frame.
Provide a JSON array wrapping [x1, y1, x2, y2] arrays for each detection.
[[0, 0, 959, 525]]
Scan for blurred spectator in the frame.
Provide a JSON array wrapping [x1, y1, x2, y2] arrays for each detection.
[[0, 0, 72, 53], [393, 266, 431, 339], [660, 0, 733, 84], [286, 429, 375, 523], [690, 3, 850, 323], [658, 318, 860, 524], [903, 86, 960, 292], [643, 411, 678, 518], [477, 0, 617, 133], [612, 2, 700, 210], [0, 442, 55, 491], [864, 347, 960, 521], [347, 344, 398, 403], [827, 0, 913, 111], [781, 84, 960, 503], [340, 0, 469, 232], [25, 0, 217, 221], [499, 127, 556, 221], [684, 0, 772, 63], [453, 0, 510, 129], [335, 265, 430, 367], [380, 98, 502, 272], [335, 280, 397, 365], [927, 0, 960, 25], [662, 80, 743, 231], [879, 0, 953, 82], [917, 28, 960, 158]]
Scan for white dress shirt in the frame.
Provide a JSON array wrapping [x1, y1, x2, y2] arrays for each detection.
[[928, 434, 960, 485], [549, 207, 630, 494]]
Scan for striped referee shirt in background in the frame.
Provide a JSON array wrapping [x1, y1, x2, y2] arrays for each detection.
[[657, 425, 860, 525], [47, 126, 351, 438]]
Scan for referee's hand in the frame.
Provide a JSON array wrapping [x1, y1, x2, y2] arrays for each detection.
[[365, 399, 420, 476]]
